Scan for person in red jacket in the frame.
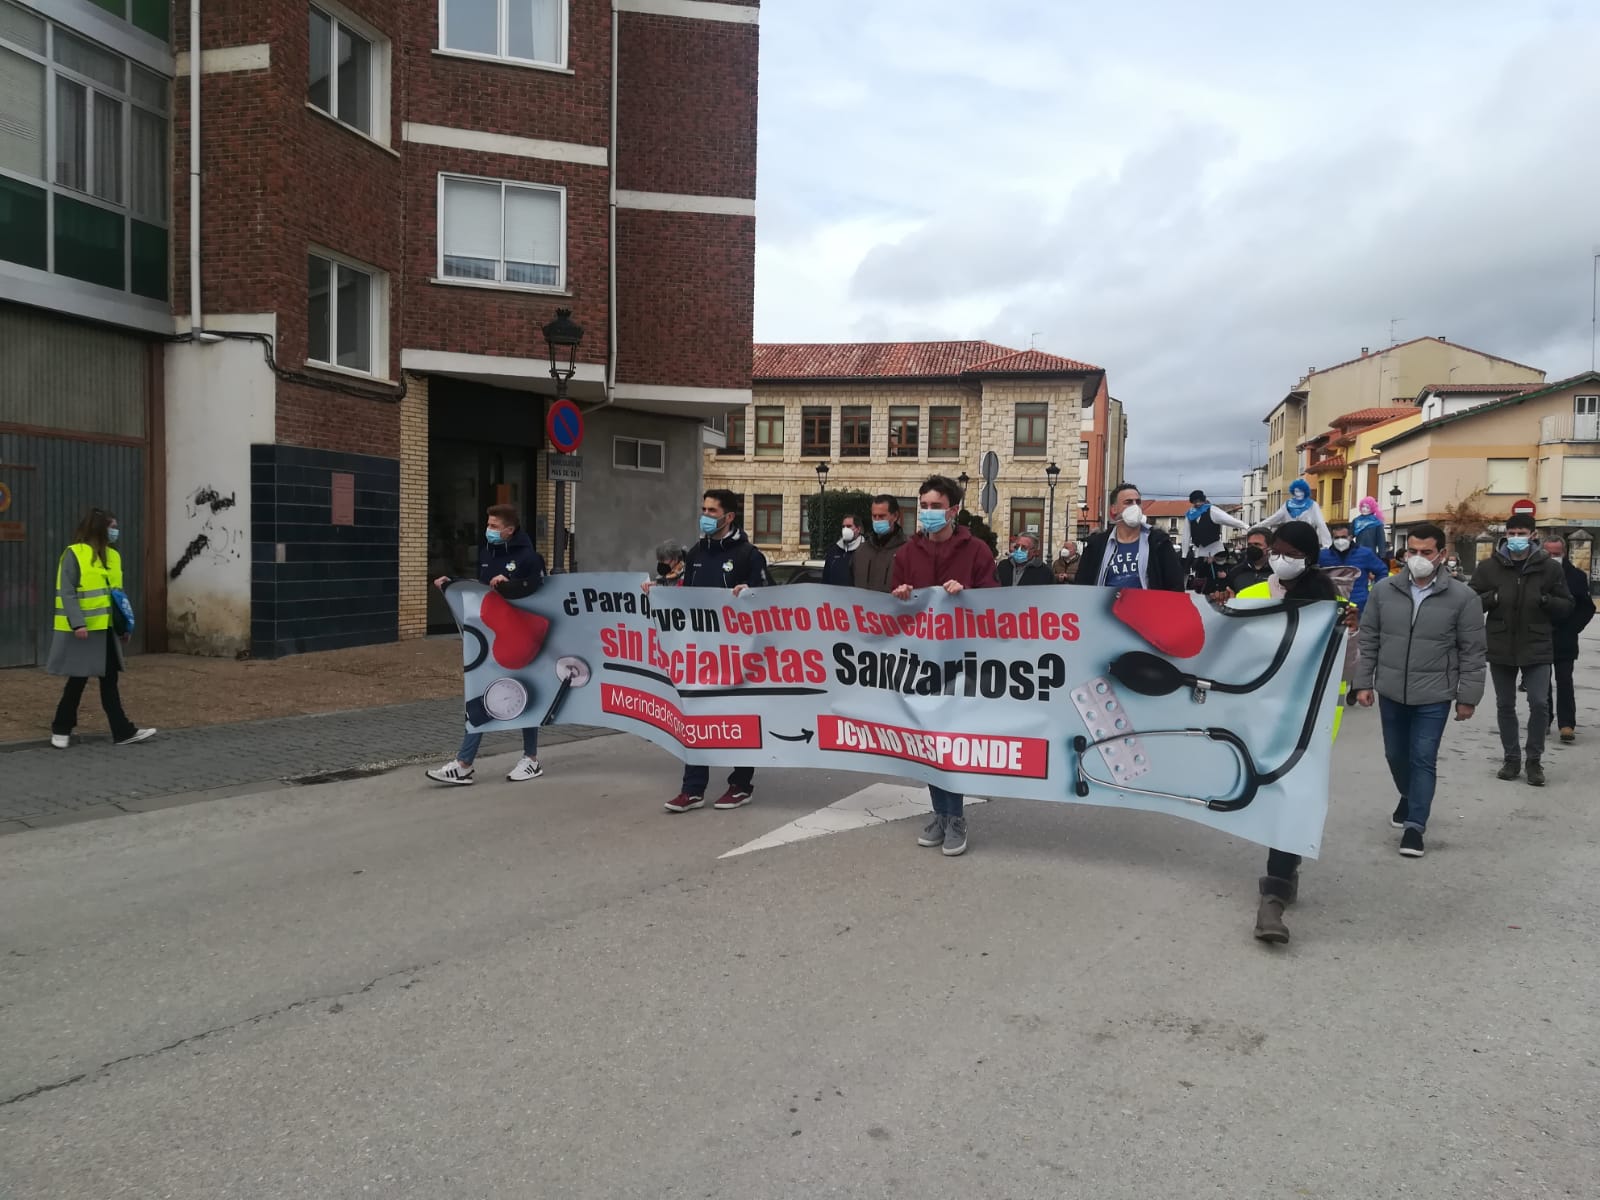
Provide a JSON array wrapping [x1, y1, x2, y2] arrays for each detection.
[[891, 474, 999, 856]]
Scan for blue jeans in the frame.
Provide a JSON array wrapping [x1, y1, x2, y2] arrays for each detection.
[[928, 784, 964, 819], [1378, 698, 1450, 832], [682, 764, 754, 795], [458, 726, 539, 766]]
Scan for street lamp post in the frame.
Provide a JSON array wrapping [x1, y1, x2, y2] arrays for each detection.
[[543, 307, 584, 572], [1077, 502, 1089, 541], [815, 461, 829, 496], [957, 472, 970, 514], [1044, 461, 1061, 556], [1389, 484, 1403, 555]]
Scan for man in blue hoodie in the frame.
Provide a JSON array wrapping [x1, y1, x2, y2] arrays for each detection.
[[429, 504, 548, 786], [1319, 520, 1389, 611]]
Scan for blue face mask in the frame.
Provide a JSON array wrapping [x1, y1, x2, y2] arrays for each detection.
[[1010, 547, 1029, 564], [485, 527, 504, 544], [872, 519, 892, 536], [107, 528, 120, 544], [917, 509, 948, 534], [1505, 536, 1530, 553], [699, 514, 720, 537]]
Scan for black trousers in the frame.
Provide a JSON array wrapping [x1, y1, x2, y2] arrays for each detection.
[[51, 636, 136, 741], [1552, 659, 1576, 731], [1266, 848, 1301, 879]]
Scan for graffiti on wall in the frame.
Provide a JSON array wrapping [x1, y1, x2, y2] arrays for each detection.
[[170, 484, 243, 580]]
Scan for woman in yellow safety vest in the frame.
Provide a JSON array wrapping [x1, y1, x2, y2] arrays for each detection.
[[46, 507, 155, 748]]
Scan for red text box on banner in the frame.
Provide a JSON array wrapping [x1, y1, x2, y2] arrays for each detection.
[[817, 715, 1049, 779], [601, 684, 762, 749]]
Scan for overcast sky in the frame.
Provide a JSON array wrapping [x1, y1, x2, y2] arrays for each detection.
[[753, 0, 1600, 500]]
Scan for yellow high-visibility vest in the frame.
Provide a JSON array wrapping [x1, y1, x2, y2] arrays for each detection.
[[54, 543, 121, 633], [1235, 580, 1348, 741]]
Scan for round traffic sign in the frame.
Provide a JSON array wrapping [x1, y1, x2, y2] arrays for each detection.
[[1510, 498, 1536, 517], [547, 399, 584, 453]]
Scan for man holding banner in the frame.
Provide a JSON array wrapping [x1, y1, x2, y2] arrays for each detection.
[[891, 475, 999, 856]]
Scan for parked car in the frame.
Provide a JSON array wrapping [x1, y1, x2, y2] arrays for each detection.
[[766, 559, 825, 586]]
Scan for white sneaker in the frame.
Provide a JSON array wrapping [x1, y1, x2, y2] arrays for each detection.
[[115, 728, 156, 745], [426, 760, 475, 786], [50, 734, 70, 749], [507, 756, 544, 781]]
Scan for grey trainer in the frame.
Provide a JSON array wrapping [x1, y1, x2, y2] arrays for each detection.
[[942, 815, 968, 857], [917, 814, 946, 847]]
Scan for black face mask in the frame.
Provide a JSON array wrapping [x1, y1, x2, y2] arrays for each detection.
[[656, 561, 673, 576], [1246, 546, 1266, 564]]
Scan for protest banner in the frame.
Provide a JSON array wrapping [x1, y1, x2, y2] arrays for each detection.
[[442, 576, 1345, 856]]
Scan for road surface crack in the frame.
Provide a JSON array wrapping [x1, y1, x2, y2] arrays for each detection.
[[0, 960, 440, 1109]]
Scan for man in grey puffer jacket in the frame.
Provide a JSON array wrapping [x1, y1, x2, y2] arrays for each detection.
[[1352, 522, 1487, 859]]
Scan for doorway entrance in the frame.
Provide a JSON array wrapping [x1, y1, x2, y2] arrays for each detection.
[[426, 440, 538, 632]]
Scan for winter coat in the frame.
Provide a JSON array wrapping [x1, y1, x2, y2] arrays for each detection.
[[476, 529, 546, 598], [997, 558, 1056, 586], [1551, 559, 1596, 662], [1073, 526, 1186, 592], [46, 545, 126, 677], [1353, 569, 1487, 707], [891, 527, 998, 591], [822, 537, 859, 587], [852, 526, 908, 592], [683, 528, 769, 590], [1317, 544, 1389, 611], [1468, 547, 1572, 667]]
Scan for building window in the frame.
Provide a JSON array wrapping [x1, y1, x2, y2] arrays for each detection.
[[928, 406, 960, 458], [754, 406, 784, 458], [308, 251, 384, 375], [1010, 498, 1044, 539], [440, 0, 567, 70], [753, 494, 782, 545], [801, 406, 830, 457], [309, 5, 386, 139], [840, 406, 871, 458], [799, 501, 810, 540], [1485, 458, 1526, 495], [1079, 440, 1089, 459], [1014, 403, 1047, 456], [74, 0, 169, 38], [888, 406, 920, 458], [438, 174, 563, 290], [613, 436, 664, 473], [717, 407, 746, 456], [0, 8, 170, 300], [1562, 457, 1600, 500]]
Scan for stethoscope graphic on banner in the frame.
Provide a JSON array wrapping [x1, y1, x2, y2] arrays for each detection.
[[1071, 602, 1346, 812]]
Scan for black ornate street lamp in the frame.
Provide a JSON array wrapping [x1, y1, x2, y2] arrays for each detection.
[[543, 308, 584, 571], [815, 461, 829, 496], [1389, 483, 1403, 554], [1045, 461, 1061, 557]]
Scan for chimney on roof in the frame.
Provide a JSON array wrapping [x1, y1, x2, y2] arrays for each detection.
[[1436, 335, 1446, 341], [1361, 347, 1369, 356]]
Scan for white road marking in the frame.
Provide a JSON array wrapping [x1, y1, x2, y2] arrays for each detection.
[[719, 784, 989, 858]]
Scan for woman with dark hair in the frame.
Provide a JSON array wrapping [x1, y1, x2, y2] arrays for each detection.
[[47, 507, 155, 748]]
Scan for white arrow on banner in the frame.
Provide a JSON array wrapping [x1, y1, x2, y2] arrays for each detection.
[[720, 784, 989, 859]]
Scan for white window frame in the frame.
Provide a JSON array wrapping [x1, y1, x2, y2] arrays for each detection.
[[435, 173, 566, 293], [437, 0, 570, 72], [306, 246, 389, 380], [612, 435, 666, 474], [307, 1, 391, 146]]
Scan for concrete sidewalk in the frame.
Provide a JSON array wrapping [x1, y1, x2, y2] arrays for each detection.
[[0, 699, 612, 833]]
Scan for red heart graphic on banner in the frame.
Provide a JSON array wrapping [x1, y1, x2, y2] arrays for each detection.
[[1112, 589, 1205, 660], [480, 590, 550, 670]]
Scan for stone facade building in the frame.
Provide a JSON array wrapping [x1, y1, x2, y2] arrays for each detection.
[[704, 342, 1108, 562]]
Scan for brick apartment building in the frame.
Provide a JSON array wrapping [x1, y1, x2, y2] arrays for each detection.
[[1, 0, 757, 663], [705, 341, 1124, 562]]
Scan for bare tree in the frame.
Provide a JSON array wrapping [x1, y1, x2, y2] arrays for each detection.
[[1443, 486, 1492, 564]]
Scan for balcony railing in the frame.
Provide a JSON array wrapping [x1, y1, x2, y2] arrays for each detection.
[[1540, 413, 1600, 443]]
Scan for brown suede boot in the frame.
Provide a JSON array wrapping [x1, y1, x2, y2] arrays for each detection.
[[1253, 875, 1295, 944]]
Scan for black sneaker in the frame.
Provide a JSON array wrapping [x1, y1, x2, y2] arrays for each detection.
[[1526, 759, 1545, 787], [1399, 828, 1425, 858], [1390, 799, 1408, 829], [1496, 759, 1521, 781]]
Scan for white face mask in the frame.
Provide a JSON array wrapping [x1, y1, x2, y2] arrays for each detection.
[[1120, 503, 1144, 529], [1269, 554, 1306, 580], [1332, 537, 1351, 552], [1407, 554, 1437, 579], [841, 525, 860, 543]]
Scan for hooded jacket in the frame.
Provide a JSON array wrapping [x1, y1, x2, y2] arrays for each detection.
[[1467, 545, 1572, 666], [683, 527, 769, 590], [1550, 558, 1594, 662], [997, 556, 1056, 586], [852, 524, 908, 592], [1073, 525, 1186, 591], [890, 526, 998, 591], [477, 529, 545, 599], [1353, 568, 1487, 706], [1318, 542, 1389, 610], [822, 534, 860, 586]]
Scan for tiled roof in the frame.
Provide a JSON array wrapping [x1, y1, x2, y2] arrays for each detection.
[[1306, 454, 1346, 473], [1140, 501, 1192, 519], [1331, 406, 1418, 427], [1306, 337, 1543, 380], [1374, 370, 1600, 451], [752, 341, 1099, 380], [1416, 382, 1538, 395]]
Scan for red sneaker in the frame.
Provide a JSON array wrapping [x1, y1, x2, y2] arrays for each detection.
[[664, 792, 705, 814], [712, 787, 754, 810]]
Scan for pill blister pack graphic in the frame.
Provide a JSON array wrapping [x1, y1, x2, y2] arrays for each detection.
[[1070, 676, 1152, 785]]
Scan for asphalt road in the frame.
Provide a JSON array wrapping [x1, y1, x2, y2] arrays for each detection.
[[2, 666, 1597, 1198]]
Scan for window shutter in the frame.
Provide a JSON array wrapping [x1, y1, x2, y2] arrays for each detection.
[[442, 177, 502, 277], [0, 48, 45, 179], [504, 185, 560, 272]]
